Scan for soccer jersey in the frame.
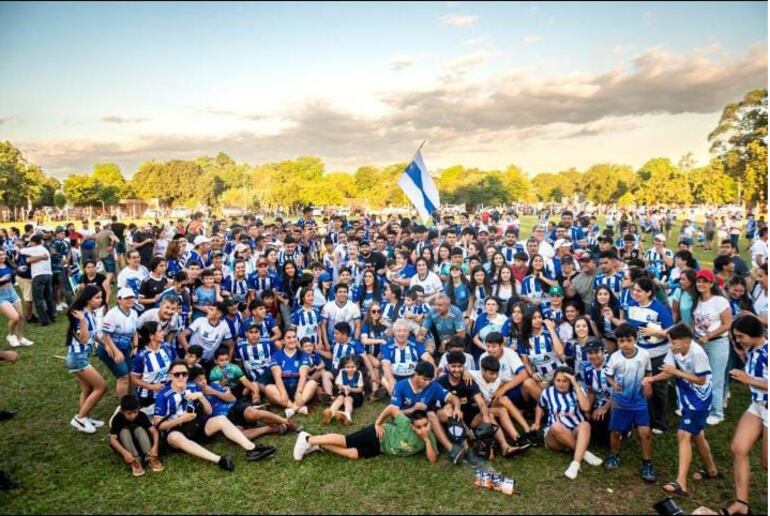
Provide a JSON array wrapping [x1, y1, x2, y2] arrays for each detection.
[[321, 300, 361, 341], [331, 338, 366, 373], [223, 313, 243, 343], [247, 273, 275, 298], [187, 317, 233, 361], [131, 344, 176, 399], [390, 378, 449, 409], [539, 386, 586, 430], [236, 339, 276, 380], [67, 311, 98, 353], [521, 331, 564, 377], [644, 248, 673, 280], [593, 271, 624, 298], [663, 342, 712, 411], [605, 347, 652, 410], [584, 363, 611, 408], [746, 342, 768, 404], [271, 348, 307, 383], [291, 306, 322, 344], [101, 306, 138, 352], [520, 275, 548, 303], [154, 383, 201, 422], [501, 243, 525, 264], [209, 362, 245, 390], [469, 370, 502, 403], [625, 298, 674, 358], [479, 347, 524, 382], [117, 266, 149, 312], [438, 351, 476, 373], [335, 370, 364, 389], [221, 275, 250, 304], [473, 313, 511, 343], [381, 340, 425, 378], [204, 382, 235, 418], [239, 315, 278, 340]]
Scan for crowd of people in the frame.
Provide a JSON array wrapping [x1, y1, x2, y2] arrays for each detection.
[[0, 204, 766, 514]]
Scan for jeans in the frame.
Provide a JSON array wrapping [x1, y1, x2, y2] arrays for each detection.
[[704, 336, 730, 419], [32, 274, 56, 324], [648, 354, 669, 431]]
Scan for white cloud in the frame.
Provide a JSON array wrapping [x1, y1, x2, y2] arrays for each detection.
[[101, 115, 149, 124], [611, 45, 631, 55], [438, 13, 478, 27], [447, 49, 494, 71], [464, 35, 491, 47], [521, 35, 542, 45]]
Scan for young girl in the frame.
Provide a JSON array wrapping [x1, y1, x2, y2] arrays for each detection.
[[520, 308, 566, 388], [444, 264, 470, 313], [589, 286, 624, 353], [0, 249, 32, 347], [357, 269, 383, 312], [493, 265, 517, 316], [467, 265, 491, 322], [66, 285, 107, 434], [192, 269, 221, 321], [531, 366, 603, 479], [520, 254, 558, 305], [323, 357, 364, 425]]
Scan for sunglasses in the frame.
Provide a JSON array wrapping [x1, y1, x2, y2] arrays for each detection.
[[171, 371, 189, 378], [257, 263, 268, 268], [370, 309, 381, 314]]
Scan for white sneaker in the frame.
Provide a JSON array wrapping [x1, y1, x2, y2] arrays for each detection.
[[343, 411, 353, 424], [56, 303, 65, 312], [293, 431, 311, 461], [88, 417, 105, 428], [565, 461, 581, 480], [297, 406, 308, 416], [71, 416, 96, 434], [675, 409, 682, 417], [706, 415, 723, 426], [18, 337, 33, 346], [583, 451, 603, 467], [6, 335, 20, 348], [651, 428, 664, 436], [285, 407, 296, 419]]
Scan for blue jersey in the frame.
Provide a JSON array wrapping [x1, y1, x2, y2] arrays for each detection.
[[271, 349, 307, 384], [131, 344, 176, 399], [541, 305, 564, 325], [521, 331, 564, 377], [625, 298, 674, 358], [236, 338, 276, 380], [154, 383, 201, 422], [204, 382, 235, 418], [291, 307, 322, 344], [390, 378, 449, 409], [746, 342, 768, 404], [593, 271, 624, 298], [336, 370, 363, 388], [193, 286, 217, 319], [67, 311, 98, 353], [584, 363, 611, 408], [331, 338, 366, 373], [605, 347, 652, 410], [221, 276, 250, 304], [538, 386, 586, 430], [247, 273, 275, 298], [520, 275, 549, 303], [381, 302, 399, 323], [381, 339, 425, 378], [472, 313, 511, 343], [501, 243, 525, 264], [663, 343, 712, 411], [240, 315, 278, 340], [223, 313, 243, 343]]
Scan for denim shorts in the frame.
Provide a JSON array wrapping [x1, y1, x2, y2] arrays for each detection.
[[0, 287, 19, 305], [101, 255, 117, 274], [97, 344, 133, 378], [66, 346, 93, 374]]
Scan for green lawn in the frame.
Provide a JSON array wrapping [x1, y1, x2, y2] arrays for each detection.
[[0, 215, 766, 514]]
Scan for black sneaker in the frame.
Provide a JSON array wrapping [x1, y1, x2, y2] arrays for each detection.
[[512, 436, 532, 451], [0, 410, 17, 422], [217, 454, 235, 471], [525, 431, 542, 448], [449, 444, 466, 465], [27, 315, 39, 324], [245, 448, 274, 462], [0, 471, 21, 491], [253, 442, 276, 453]]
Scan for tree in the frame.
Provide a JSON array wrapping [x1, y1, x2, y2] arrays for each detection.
[[130, 160, 204, 206], [500, 164, 534, 202], [63, 174, 102, 206], [689, 160, 737, 205], [583, 163, 635, 204], [708, 89, 768, 206], [0, 141, 49, 209], [530, 168, 582, 202], [452, 174, 509, 210], [634, 158, 691, 205]]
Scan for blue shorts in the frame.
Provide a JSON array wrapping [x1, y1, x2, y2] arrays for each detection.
[[97, 344, 133, 378], [505, 384, 524, 406], [254, 368, 274, 385], [101, 255, 116, 274], [285, 380, 299, 399], [0, 287, 19, 305], [609, 407, 650, 434], [678, 409, 709, 435], [66, 346, 93, 373], [116, 242, 127, 254]]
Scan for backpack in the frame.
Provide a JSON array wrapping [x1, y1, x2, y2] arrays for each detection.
[[472, 422, 499, 460]]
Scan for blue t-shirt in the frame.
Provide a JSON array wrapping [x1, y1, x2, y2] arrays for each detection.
[[236, 338, 276, 379], [271, 349, 307, 384], [605, 347, 652, 410], [390, 378, 449, 409], [205, 382, 235, 418], [331, 338, 366, 372]]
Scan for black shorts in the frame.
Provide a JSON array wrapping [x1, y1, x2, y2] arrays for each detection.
[[160, 414, 206, 452], [228, 400, 251, 427], [334, 387, 364, 408], [345, 425, 381, 459], [463, 406, 481, 428]]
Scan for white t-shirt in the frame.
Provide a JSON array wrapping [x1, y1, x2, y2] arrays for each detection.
[[187, 317, 233, 361], [321, 300, 361, 337], [438, 351, 476, 373], [409, 272, 443, 297], [20, 245, 52, 277], [692, 296, 730, 339], [750, 239, 767, 268], [751, 285, 768, 321], [469, 370, 502, 403], [479, 347, 525, 382]]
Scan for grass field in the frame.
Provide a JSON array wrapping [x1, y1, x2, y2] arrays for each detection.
[[0, 216, 766, 514]]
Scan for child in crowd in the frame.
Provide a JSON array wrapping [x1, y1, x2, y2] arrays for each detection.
[[109, 394, 163, 477], [323, 357, 365, 425], [209, 347, 260, 403], [437, 336, 476, 375], [399, 288, 428, 337]]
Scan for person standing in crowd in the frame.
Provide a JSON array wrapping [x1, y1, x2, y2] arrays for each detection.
[[95, 221, 119, 289], [19, 234, 56, 326], [0, 249, 32, 347]]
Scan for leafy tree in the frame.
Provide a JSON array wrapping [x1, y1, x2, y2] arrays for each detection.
[[583, 163, 635, 204], [689, 160, 737, 205], [63, 174, 102, 206], [500, 164, 534, 202], [0, 141, 49, 209], [130, 160, 204, 206], [634, 158, 691, 205]]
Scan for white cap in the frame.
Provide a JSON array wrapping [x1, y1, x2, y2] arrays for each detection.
[[555, 238, 572, 248], [654, 233, 666, 242], [117, 287, 136, 299], [234, 243, 249, 253], [193, 235, 210, 246]]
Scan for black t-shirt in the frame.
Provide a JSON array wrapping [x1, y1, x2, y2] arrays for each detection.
[[140, 275, 168, 302], [363, 251, 387, 272], [80, 272, 107, 300], [111, 222, 127, 243], [436, 374, 480, 413], [132, 230, 154, 267], [109, 411, 152, 435]]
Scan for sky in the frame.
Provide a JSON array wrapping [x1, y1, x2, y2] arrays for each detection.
[[0, 1, 767, 179]]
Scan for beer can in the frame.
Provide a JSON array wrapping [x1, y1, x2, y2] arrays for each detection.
[[473, 470, 483, 487], [483, 472, 494, 490], [499, 476, 515, 496]]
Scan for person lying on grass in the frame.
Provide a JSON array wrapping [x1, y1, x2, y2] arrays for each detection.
[[293, 408, 437, 463]]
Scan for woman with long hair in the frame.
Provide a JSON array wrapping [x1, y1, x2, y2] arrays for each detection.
[[520, 307, 566, 388], [130, 321, 176, 413], [520, 254, 558, 305], [493, 264, 518, 316], [721, 315, 767, 515], [467, 265, 491, 323], [357, 269, 383, 312], [360, 302, 388, 399], [435, 244, 452, 282], [509, 301, 529, 351], [471, 297, 510, 362], [672, 269, 697, 326], [444, 264, 470, 314], [0, 249, 32, 348], [589, 285, 624, 354], [66, 285, 107, 434]]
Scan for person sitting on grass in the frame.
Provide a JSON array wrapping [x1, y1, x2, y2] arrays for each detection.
[[318, 322, 367, 400], [183, 344, 203, 369], [109, 394, 163, 477], [323, 356, 364, 426], [264, 328, 318, 418], [385, 361, 466, 464], [190, 366, 276, 462], [531, 366, 603, 480], [293, 409, 438, 463], [642, 323, 719, 498], [209, 347, 260, 402], [603, 322, 656, 483], [582, 340, 613, 447], [380, 319, 433, 396], [437, 336, 476, 375], [153, 360, 235, 472]]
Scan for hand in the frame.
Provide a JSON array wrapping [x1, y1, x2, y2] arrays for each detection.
[[0, 350, 19, 364], [612, 383, 622, 393], [413, 402, 427, 411], [463, 371, 473, 386], [729, 369, 751, 384], [530, 422, 540, 432], [564, 373, 577, 386], [251, 391, 261, 404], [71, 310, 85, 321], [179, 411, 197, 423], [642, 382, 652, 399], [374, 423, 384, 439], [641, 377, 653, 388], [601, 306, 613, 319], [697, 334, 709, 345], [543, 319, 555, 331], [659, 363, 677, 376], [185, 392, 202, 402], [108, 347, 125, 364], [452, 406, 463, 421]]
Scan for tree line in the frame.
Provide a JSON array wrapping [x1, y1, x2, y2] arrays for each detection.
[[0, 89, 765, 212]]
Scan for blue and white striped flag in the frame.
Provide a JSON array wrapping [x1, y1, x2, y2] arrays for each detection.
[[397, 149, 440, 222]]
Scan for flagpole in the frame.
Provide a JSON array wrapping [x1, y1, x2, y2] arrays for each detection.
[[410, 140, 426, 163]]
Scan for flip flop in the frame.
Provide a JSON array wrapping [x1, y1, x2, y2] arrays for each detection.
[[661, 481, 690, 497], [693, 467, 723, 481]]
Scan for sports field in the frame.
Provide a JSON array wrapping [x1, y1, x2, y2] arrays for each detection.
[[0, 217, 766, 514]]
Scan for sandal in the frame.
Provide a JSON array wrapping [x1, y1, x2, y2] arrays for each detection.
[[720, 499, 751, 515], [692, 467, 722, 481], [661, 481, 690, 497]]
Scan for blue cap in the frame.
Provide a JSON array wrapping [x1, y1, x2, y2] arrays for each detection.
[[318, 272, 332, 282]]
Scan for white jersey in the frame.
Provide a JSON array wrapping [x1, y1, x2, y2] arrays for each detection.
[[321, 300, 361, 339], [137, 308, 182, 337], [469, 370, 502, 403], [187, 317, 233, 361], [479, 347, 525, 382], [117, 265, 149, 311], [100, 306, 138, 350]]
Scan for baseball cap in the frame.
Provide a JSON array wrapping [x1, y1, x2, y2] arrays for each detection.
[[478, 226, 489, 234], [548, 285, 564, 296], [575, 250, 593, 262], [55, 226, 66, 233], [234, 243, 249, 253], [193, 235, 210, 246], [318, 272, 332, 283], [554, 238, 572, 248], [584, 338, 603, 352], [695, 269, 715, 283], [654, 233, 666, 242], [117, 287, 136, 299]]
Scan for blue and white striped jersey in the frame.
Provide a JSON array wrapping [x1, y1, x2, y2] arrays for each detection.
[[131, 344, 176, 399], [663, 342, 712, 411], [291, 306, 322, 344], [538, 385, 586, 430], [67, 311, 98, 353], [521, 331, 564, 377], [154, 383, 201, 422], [236, 338, 276, 379], [593, 271, 624, 297], [746, 342, 768, 404]]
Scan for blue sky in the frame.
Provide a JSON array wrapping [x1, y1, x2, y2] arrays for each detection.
[[0, 1, 766, 177]]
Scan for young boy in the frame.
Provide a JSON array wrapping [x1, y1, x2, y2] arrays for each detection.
[[209, 347, 260, 403], [109, 394, 163, 477], [583, 341, 612, 447], [183, 345, 204, 369], [437, 336, 476, 375], [398, 288, 427, 337], [642, 323, 719, 497], [604, 323, 655, 482]]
